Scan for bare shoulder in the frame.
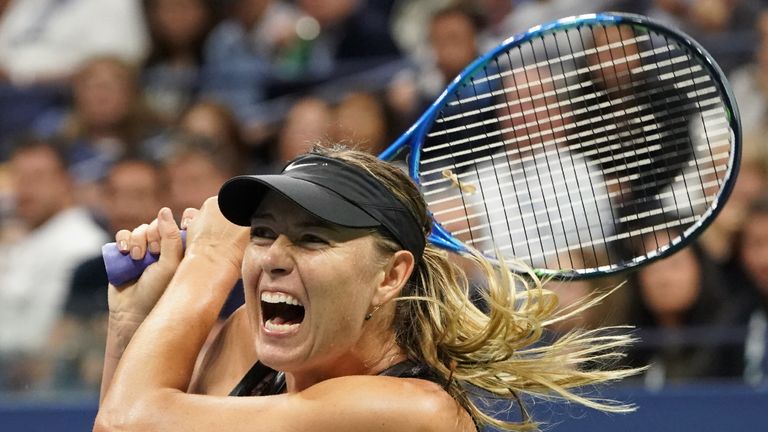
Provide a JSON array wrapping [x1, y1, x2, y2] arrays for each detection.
[[295, 374, 477, 432]]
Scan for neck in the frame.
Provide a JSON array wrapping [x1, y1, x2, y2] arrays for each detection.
[[284, 319, 406, 392]]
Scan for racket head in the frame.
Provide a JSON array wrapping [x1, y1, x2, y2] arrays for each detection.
[[379, 12, 741, 279]]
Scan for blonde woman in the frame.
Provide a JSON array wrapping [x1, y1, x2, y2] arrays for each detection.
[[95, 146, 636, 431]]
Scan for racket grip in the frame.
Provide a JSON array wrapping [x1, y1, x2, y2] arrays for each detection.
[[102, 231, 186, 286]]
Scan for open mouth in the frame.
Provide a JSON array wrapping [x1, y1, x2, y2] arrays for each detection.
[[261, 292, 305, 332]]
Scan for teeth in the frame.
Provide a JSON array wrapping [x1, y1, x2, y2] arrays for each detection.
[[260, 291, 303, 306], [265, 319, 301, 332]]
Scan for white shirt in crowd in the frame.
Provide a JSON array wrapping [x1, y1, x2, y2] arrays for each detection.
[[0, 207, 108, 353], [0, 0, 148, 84]]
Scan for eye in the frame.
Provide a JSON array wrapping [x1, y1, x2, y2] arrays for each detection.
[[250, 226, 276, 244], [300, 233, 329, 246]]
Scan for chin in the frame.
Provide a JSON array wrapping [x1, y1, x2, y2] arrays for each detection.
[[255, 340, 308, 372]]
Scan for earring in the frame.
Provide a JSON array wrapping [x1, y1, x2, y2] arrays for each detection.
[[364, 305, 381, 321]]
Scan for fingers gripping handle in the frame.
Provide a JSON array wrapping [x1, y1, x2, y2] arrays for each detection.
[[102, 231, 186, 286]]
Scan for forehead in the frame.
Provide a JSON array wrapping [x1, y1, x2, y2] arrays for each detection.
[[251, 191, 338, 229], [253, 192, 312, 218], [251, 192, 377, 242], [12, 147, 65, 172]]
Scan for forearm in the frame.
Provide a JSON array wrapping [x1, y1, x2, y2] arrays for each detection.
[[99, 311, 145, 403], [102, 254, 239, 405]]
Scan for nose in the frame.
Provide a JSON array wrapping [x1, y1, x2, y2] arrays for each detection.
[[260, 234, 295, 276]]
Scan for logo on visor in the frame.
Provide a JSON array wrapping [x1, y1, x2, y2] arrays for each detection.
[[284, 162, 325, 171]]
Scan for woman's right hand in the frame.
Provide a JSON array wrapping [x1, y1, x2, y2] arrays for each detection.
[[108, 207, 185, 319]]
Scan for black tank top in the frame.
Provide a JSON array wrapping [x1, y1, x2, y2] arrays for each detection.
[[229, 360, 443, 396]]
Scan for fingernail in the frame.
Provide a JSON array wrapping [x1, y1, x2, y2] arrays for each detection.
[[130, 246, 143, 260], [118, 240, 128, 252], [149, 241, 160, 254], [180, 218, 190, 230]]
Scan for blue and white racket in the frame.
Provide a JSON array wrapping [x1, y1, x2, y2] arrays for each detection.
[[378, 11, 740, 279], [103, 12, 740, 284]]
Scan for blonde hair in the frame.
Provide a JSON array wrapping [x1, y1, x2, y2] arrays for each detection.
[[312, 145, 640, 430]]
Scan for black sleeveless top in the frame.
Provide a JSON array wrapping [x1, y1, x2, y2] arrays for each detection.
[[229, 360, 443, 396]]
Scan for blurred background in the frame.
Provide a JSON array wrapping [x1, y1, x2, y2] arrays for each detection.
[[1, 0, 768, 430]]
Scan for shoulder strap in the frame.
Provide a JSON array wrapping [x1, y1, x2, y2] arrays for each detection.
[[229, 362, 286, 396], [377, 360, 445, 387]]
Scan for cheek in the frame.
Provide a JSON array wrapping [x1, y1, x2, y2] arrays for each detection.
[[241, 249, 263, 299], [311, 253, 379, 320]]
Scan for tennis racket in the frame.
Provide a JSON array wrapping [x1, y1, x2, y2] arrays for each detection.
[[378, 11, 740, 279], [103, 12, 740, 284]]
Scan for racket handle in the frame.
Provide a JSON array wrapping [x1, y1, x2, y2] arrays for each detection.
[[102, 231, 186, 286]]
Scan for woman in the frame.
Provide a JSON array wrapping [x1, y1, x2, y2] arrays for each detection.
[[95, 146, 636, 431], [141, 0, 218, 120], [624, 230, 743, 384]]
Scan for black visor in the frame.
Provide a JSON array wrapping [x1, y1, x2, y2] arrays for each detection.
[[218, 154, 425, 261]]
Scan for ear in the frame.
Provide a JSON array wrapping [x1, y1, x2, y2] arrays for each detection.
[[372, 250, 415, 306]]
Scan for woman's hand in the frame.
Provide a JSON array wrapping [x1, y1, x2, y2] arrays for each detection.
[[108, 207, 185, 319], [183, 196, 250, 277]]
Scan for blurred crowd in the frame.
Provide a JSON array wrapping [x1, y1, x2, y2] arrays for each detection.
[[0, 0, 768, 396]]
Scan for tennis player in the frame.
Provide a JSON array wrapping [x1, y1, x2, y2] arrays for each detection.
[[95, 146, 635, 431]]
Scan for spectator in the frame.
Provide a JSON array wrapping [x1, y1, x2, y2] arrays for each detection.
[[200, 0, 302, 127], [102, 159, 167, 235], [424, 3, 482, 102], [624, 229, 743, 387], [160, 131, 239, 217], [699, 136, 767, 264], [386, 3, 484, 128], [201, 0, 400, 135], [294, 0, 400, 74], [0, 0, 148, 155], [141, 0, 219, 121], [178, 99, 250, 173], [67, 157, 167, 319], [727, 194, 768, 384], [273, 96, 333, 167], [58, 56, 165, 209], [49, 158, 166, 392], [331, 91, 390, 155], [0, 138, 108, 358], [645, 0, 761, 74]]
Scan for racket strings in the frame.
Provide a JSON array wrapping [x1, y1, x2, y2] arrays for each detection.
[[422, 74, 725, 177], [420, 22, 735, 273], [531, 34, 597, 269], [421, 114, 721, 190], [501, 45, 558, 267], [429, 155, 726, 225], [426, 66, 721, 156], [590, 24, 669, 256], [438, 46, 700, 121], [645, 32, 699, 251]]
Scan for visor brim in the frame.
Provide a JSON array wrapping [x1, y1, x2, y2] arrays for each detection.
[[219, 175, 381, 228]]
